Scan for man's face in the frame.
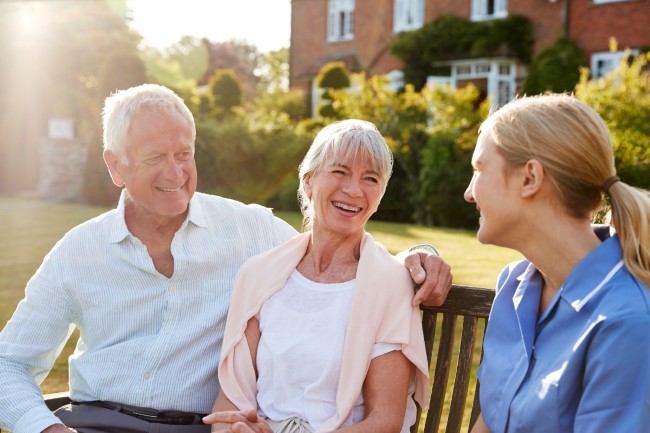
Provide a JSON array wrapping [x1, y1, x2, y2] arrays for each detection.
[[106, 108, 197, 225]]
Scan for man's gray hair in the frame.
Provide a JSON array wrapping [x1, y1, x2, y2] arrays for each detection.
[[102, 84, 196, 163]]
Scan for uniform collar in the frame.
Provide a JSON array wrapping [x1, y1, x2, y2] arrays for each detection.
[[561, 234, 624, 312], [514, 226, 623, 314]]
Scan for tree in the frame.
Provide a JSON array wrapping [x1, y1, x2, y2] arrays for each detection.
[[258, 47, 290, 93], [200, 39, 262, 101], [207, 69, 243, 118], [575, 52, 650, 189], [522, 37, 585, 95], [142, 36, 208, 89], [315, 62, 351, 118], [329, 73, 487, 226], [0, 0, 146, 201], [194, 110, 312, 204], [418, 84, 488, 227]]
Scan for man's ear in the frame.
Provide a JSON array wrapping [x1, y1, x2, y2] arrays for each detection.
[[520, 159, 545, 198], [103, 150, 125, 188]]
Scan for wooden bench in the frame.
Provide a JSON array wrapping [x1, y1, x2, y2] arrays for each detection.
[[28, 284, 494, 433], [412, 284, 494, 433]]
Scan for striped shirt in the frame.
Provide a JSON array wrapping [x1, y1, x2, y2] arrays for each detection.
[[0, 191, 297, 433]]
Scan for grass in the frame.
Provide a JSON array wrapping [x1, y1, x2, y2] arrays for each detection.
[[0, 196, 521, 425]]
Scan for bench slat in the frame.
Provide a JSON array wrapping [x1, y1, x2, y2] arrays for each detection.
[[416, 284, 494, 433], [446, 315, 478, 433], [424, 313, 457, 433], [468, 318, 488, 431]]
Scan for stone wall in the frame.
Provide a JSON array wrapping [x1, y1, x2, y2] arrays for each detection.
[[37, 139, 88, 201]]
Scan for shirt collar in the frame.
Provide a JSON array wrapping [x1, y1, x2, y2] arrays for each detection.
[[513, 227, 624, 313], [561, 234, 624, 311], [105, 190, 208, 244]]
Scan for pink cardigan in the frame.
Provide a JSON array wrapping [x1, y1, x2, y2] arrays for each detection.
[[218, 232, 430, 432]]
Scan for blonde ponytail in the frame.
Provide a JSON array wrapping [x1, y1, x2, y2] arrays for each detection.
[[607, 181, 650, 287]]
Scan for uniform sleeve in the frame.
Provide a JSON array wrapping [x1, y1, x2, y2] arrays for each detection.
[[575, 314, 650, 433], [0, 243, 76, 433]]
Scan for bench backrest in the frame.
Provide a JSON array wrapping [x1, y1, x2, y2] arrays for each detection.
[[411, 284, 495, 433]]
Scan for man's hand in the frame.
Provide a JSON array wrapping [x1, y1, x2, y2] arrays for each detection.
[[403, 248, 452, 306], [42, 425, 76, 433], [203, 409, 273, 433]]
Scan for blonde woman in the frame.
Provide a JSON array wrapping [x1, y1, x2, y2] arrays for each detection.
[[466, 94, 650, 433]]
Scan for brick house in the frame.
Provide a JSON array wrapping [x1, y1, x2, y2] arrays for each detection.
[[289, 0, 649, 110]]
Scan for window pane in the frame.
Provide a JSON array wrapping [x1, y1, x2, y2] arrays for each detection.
[[477, 63, 490, 74]]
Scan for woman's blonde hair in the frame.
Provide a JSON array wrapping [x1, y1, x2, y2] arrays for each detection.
[[481, 93, 650, 286], [298, 119, 393, 231]]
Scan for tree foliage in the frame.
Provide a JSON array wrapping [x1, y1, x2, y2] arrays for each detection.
[[329, 73, 486, 226], [258, 47, 291, 93], [207, 69, 243, 118], [142, 36, 208, 89], [194, 109, 312, 204], [521, 37, 585, 95], [201, 39, 262, 101], [391, 15, 534, 90], [0, 0, 146, 201], [315, 62, 351, 118], [575, 52, 650, 189]]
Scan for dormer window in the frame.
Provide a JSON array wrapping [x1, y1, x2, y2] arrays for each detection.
[[471, 0, 507, 21], [328, 0, 355, 42], [394, 0, 424, 32]]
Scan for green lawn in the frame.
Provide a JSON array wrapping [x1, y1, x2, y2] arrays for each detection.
[[0, 196, 521, 422]]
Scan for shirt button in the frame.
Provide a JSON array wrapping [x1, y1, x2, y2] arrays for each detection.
[[144, 372, 151, 380], [169, 285, 176, 293]]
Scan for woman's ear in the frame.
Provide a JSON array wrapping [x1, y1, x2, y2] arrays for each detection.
[[302, 173, 313, 200], [520, 159, 545, 198], [103, 150, 125, 188]]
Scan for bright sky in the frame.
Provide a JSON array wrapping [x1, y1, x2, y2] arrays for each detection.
[[127, 0, 291, 53]]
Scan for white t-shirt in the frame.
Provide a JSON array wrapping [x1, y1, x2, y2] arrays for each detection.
[[255, 270, 416, 432]]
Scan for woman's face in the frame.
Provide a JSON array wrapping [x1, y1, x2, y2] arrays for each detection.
[[306, 153, 384, 240], [464, 134, 521, 247]]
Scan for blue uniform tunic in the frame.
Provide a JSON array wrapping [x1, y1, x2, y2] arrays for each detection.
[[478, 234, 650, 433]]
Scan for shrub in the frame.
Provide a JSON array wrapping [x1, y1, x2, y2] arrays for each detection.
[[194, 110, 312, 204], [330, 72, 487, 227], [315, 62, 350, 118], [575, 52, 650, 189], [208, 69, 243, 118], [522, 37, 585, 95]]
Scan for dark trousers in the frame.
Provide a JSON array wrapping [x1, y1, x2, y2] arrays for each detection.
[[54, 404, 211, 433]]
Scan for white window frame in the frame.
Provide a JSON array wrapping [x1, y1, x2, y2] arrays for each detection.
[[593, 0, 630, 4], [429, 59, 516, 108], [385, 69, 405, 92], [394, 0, 424, 32], [590, 50, 638, 78], [328, 0, 355, 42], [471, 0, 508, 21]]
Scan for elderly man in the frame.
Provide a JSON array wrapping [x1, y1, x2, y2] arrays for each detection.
[[0, 84, 451, 433]]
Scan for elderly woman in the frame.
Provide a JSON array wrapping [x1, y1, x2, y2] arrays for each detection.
[[203, 119, 430, 433], [466, 94, 650, 433]]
